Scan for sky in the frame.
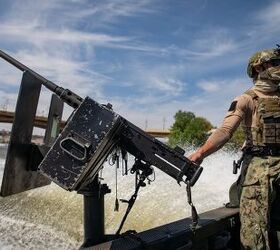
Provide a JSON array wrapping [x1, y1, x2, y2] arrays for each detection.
[[0, 0, 280, 132]]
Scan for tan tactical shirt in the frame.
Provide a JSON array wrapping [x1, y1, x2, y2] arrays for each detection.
[[207, 87, 280, 149]]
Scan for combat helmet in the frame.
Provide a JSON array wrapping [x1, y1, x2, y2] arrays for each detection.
[[247, 46, 280, 78]]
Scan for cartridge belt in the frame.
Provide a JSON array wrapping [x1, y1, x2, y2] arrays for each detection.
[[245, 146, 280, 156]]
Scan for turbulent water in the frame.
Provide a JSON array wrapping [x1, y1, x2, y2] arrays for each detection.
[[0, 144, 238, 249]]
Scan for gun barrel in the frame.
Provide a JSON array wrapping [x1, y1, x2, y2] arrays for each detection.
[[0, 50, 82, 108], [0, 50, 60, 93]]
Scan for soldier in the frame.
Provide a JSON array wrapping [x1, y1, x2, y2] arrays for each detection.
[[188, 47, 280, 249]]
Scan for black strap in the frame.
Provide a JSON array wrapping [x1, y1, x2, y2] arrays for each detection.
[[186, 181, 199, 231], [245, 146, 280, 156], [114, 152, 120, 211]]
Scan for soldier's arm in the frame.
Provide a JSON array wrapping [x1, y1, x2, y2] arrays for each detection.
[[188, 95, 250, 165]]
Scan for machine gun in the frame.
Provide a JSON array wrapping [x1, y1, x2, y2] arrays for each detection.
[[0, 49, 202, 191], [0, 50, 203, 246]]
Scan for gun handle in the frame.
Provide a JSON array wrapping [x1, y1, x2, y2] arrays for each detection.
[[189, 166, 203, 186]]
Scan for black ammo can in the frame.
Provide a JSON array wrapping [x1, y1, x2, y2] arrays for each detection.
[[39, 97, 123, 191]]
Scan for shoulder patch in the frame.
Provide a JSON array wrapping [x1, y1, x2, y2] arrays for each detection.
[[228, 101, 237, 111]]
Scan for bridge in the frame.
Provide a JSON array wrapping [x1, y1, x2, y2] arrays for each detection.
[[0, 110, 170, 138]]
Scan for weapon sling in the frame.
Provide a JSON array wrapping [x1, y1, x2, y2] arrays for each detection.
[[186, 181, 199, 231]]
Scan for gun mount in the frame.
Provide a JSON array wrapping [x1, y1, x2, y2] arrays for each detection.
[[0, 50, 203, 248]]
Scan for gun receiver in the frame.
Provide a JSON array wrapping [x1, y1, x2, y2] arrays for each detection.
[[0, 50, 202, 191]]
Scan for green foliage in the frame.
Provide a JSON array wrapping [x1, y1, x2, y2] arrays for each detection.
[[169, 110, 213, 147]]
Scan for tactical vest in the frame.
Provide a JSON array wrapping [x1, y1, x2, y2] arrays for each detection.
[[245, 89, 280, 146]]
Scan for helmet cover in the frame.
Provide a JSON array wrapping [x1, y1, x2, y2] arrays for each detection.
[[247, 48, 280, 78]]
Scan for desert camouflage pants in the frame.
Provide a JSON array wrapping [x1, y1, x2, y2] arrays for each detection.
[[240, 156, 280, 250]]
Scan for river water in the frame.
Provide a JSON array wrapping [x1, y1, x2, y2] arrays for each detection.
[[0, 144, 238, 249]]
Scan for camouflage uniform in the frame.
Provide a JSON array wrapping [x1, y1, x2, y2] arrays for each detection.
[[240, 155, 280, 249], [204, 49, 280, 249]]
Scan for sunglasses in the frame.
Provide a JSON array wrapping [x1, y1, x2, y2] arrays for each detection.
[[261, 59, 280, 69], [269, 59, 280, 67]]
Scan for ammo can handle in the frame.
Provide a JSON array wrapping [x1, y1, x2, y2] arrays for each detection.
[[60, 137, 90, 162]]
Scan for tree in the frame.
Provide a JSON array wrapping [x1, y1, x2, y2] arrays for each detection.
[[169, 110, 213, 147]]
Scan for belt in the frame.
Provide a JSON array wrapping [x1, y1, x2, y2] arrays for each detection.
[[245, 146, 280, 156]]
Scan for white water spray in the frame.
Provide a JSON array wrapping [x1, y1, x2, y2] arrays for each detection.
[[0, 146, 238, 249]]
